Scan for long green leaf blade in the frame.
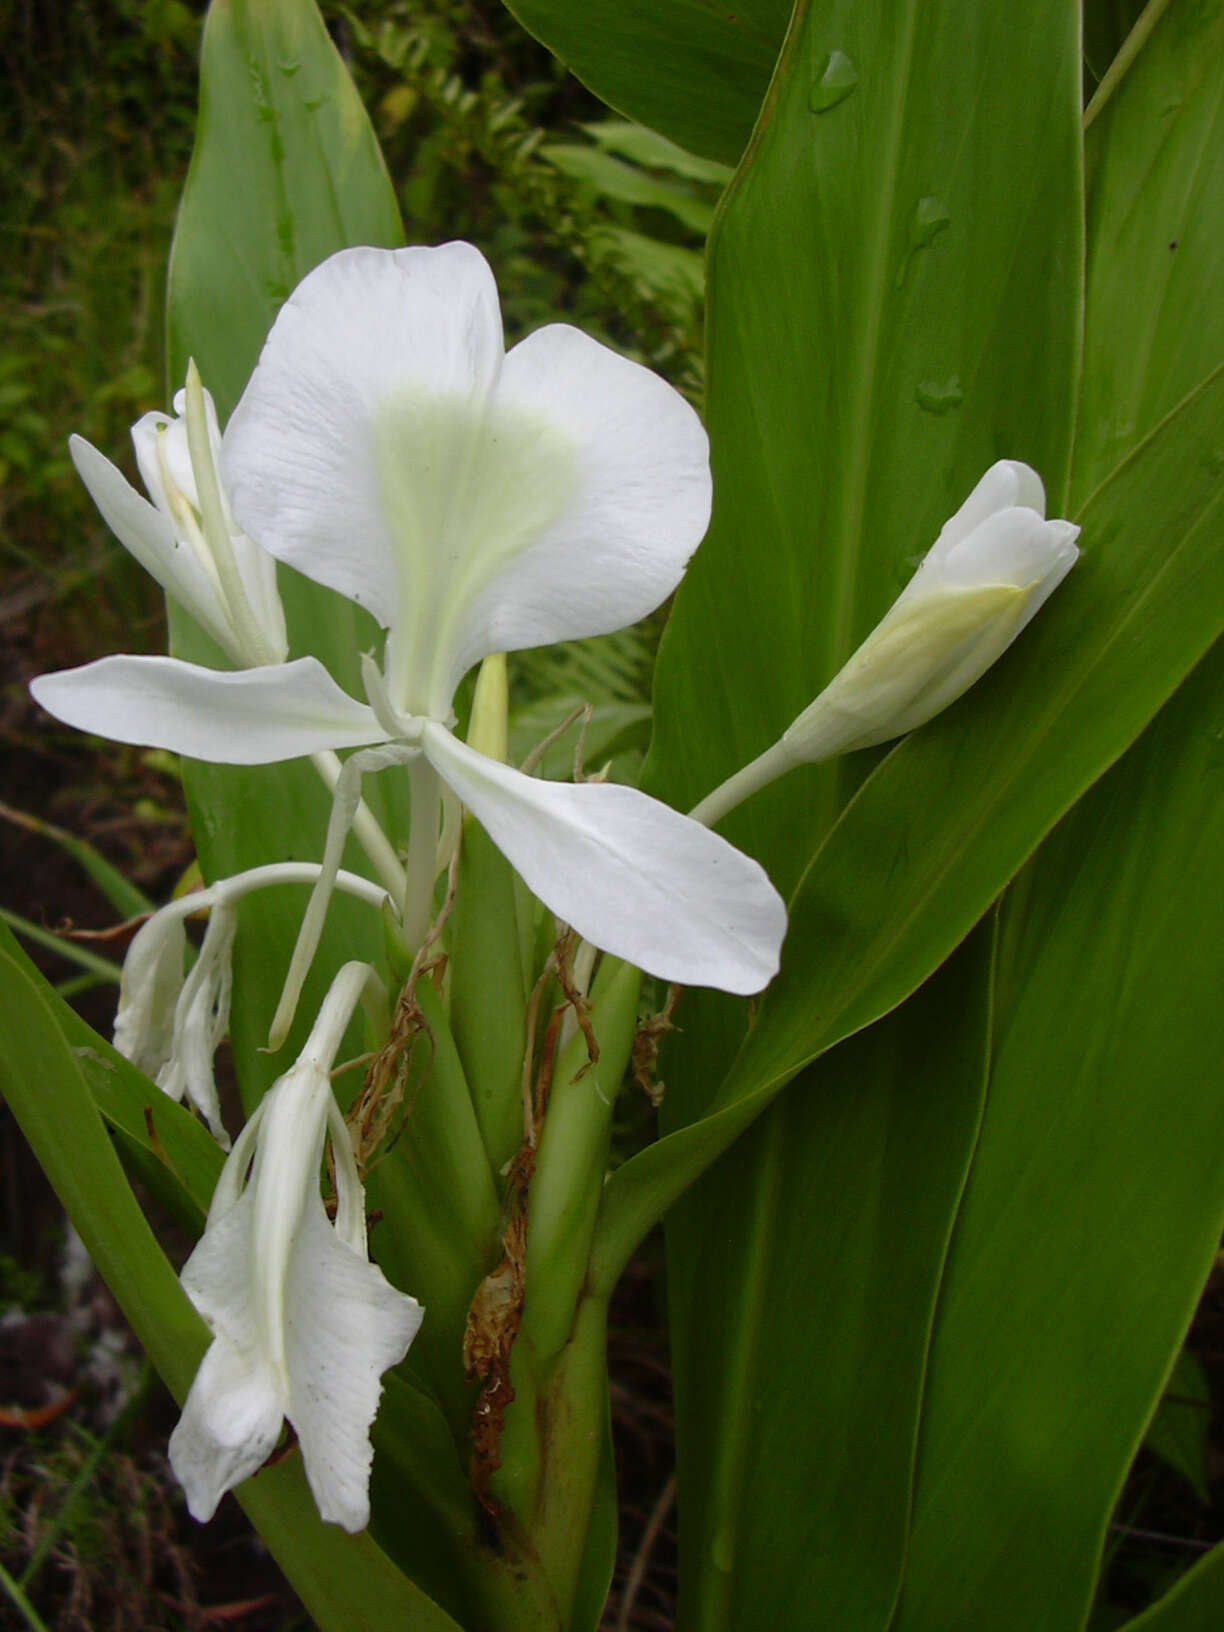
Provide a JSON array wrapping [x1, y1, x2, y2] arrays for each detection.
[[500, 0, 789, 166], [667, 924, 995, 1631], [889, 641, 1224, 1632]]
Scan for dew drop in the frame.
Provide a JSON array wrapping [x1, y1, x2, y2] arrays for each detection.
[[895, 196, 951, 287], [810, 49, 858, 112], [909, 195, 950, 248], [277, 59, 301, 76], [915, 376, 964, 415]]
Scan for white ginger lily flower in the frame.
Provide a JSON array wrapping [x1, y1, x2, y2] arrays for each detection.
[[70, 369, 287, 667], [169, 960, 421, 1532], [691, 462, 1080, 826], [33, 244, 786, 998]]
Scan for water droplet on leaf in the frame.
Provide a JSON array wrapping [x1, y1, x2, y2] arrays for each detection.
[[895, 196, 951, 286], [915, 377, 964, 414], [810, 50, 858, 112]]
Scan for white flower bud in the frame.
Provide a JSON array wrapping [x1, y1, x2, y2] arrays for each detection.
[[783, 461, 1080, 762]]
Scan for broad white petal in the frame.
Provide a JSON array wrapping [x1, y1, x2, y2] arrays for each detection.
[[283, 1198, 423, 1532], [224, 244, 505, 629], [70, 436, 235, 654], [422, 723, 786, 994], [430, 322, 711, 700], [30, 655, 386, 763]]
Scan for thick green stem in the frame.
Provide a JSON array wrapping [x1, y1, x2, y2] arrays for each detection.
[[528, 1294, 612, 1629], [404, 758, 443, 953]]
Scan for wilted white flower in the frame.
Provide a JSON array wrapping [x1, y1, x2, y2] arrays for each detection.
[[169, 961, 421, 1532], [111, 864, 389, 1147]]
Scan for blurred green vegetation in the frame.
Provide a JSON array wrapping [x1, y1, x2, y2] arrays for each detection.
[[0, 0, 719, 665]]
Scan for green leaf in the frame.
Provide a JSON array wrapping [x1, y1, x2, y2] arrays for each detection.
[[541, 143, 717, 234], [1076, 0, 1224, 503], [581, 120, 735, 185], [665, 922, 995, 1632], [889, 642, 1224, 1632], [639, 0, 1083, 1158], [0, 923, 461, 1632], [0, 799, 152, 919], [607, 357, 1224, 1271], [1144, 1349, 1212, 1504], [1083, 0, 1153, 90], [610, 0, 1084, 1271], [499, 0, 790, 166], [166, 0, 408, 1107], [1121, 1535, 1224, 1630]]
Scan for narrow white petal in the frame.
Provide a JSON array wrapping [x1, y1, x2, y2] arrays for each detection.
[[224, 244, 505, 629], [422, 723, 786, 994], [283, 1199, 423, 1532], [424, 323, 711, 705], [113, 910, 186, 1080], [30, 655, 387, 763], [70, 436, 235, 654]]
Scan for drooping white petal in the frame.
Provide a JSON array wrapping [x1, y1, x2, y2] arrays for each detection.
[[283, 1197, 423, 1531], [113, 909, 187, 1080], [30, 655, 387, 763], [224, 243, 505, 632], [69, 435, 236, 656], [169, 1191, 285, 1522], [157, 902, 236, 1148], [421, 722, 786, 994]]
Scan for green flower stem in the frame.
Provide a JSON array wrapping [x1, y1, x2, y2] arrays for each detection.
[[403, 757, 443, 953], [520, 957, 642, 1363], [448, 812, 529, 1180], [687, 738, 797, 828]]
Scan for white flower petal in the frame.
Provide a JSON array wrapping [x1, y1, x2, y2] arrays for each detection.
[[916, 506, 1077, 597], [421, 722, 786, 994], [30, 655, 386, 763], [283, 1199, 423, 1532], [70, 435, 236, 654], [170, 1190, 286, 1521], [113, 910, 187, 1080], [224, 244, 505, 631], [926, 459, 1047, 564], [442, 322, 711, 692]]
